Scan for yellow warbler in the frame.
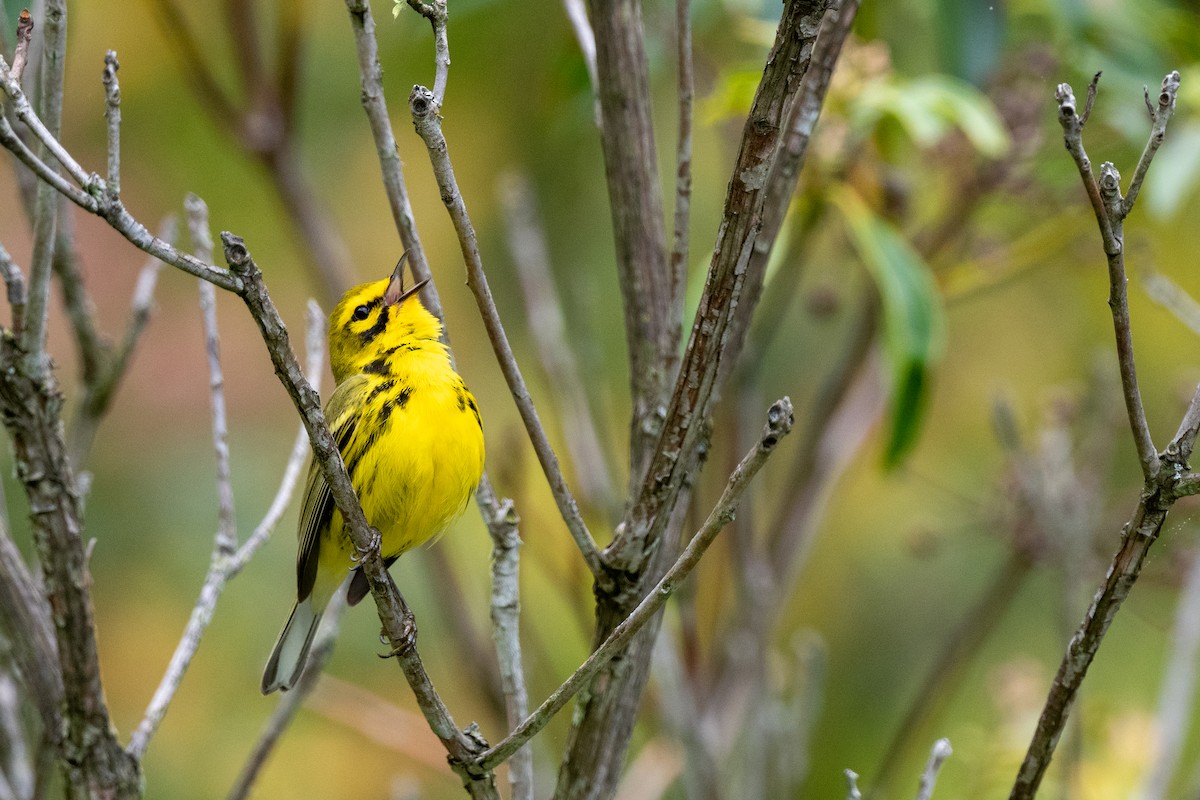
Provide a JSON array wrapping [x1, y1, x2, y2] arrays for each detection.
[[262, 256, 485, 693]]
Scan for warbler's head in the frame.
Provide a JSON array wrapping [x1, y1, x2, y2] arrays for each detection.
[[328, 254, 442, 384]]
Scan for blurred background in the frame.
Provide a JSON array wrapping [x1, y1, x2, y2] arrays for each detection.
[[3, 0, 1200, 798]]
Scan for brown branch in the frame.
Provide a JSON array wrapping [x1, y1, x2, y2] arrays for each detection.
[[406, 0, 449, 104], [479, 398, 795, 771], [0, 516, 61, 747], [558, 3, 837, 794], [585, 0, 676, 472], [344, 0, 446, 321], [1008, 72, 1193, 800], [1054, 75, 1170, 478], [410, 85, 604, 579], [668, 0, 693, 382]]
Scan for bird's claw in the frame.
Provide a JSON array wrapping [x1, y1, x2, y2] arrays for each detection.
[[377, 609, 418, 659], [351, 527, 382, 562]]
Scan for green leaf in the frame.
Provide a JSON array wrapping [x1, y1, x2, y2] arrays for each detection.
[[851, 75, 1011, 158], [833, 186, 946, 467]]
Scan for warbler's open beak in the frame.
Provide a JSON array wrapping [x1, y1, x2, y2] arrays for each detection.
[[383, 252, 429, 307]]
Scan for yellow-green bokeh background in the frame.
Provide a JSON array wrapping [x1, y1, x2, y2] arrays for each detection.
[[4, 0, 1200, 798]]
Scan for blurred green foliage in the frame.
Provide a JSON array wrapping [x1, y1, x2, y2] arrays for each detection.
[[3, 0, 1200, 798]]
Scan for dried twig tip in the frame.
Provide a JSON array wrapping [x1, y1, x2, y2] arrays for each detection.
[[844, 769, 863, 800], [9, 9, 35, 84], [761, 396, 795, 450], [1160, 70, 1181, 110], [220, 232, 250, 269]]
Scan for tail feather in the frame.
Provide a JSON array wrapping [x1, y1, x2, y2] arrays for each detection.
[[261, 598, 322, 694]]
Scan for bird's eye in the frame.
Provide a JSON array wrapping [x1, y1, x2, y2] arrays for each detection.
[[351, 305, 371, 322]]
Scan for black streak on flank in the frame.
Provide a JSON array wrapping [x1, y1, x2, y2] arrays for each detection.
[[366, 379, 396, 404], [377, 385, 413, 428], [363, 357, 390, 376], [455, 384, 467, 412], [359, 304, 390, 344], [466, 395, 482, 430]]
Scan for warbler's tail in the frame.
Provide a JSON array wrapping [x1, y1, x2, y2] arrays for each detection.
[[261, 598, 321, 694]]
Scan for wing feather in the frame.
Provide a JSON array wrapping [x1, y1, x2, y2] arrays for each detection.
[[296, 375, 368, 601]]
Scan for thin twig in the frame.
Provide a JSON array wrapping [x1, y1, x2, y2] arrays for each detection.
[[8, 10, 33, 84], [227, 594, 348, 800], [478, 398, 795, 771], [1141, 269, 1200, 336], [477, 476, 533, 800], [67, 217, 174, 469], [668, 0, 693, 374], [0, 514, 61, 747], [1055, 76, 1166, 478], [0, 672, 31, 800], [191, 197, 237, 557], [0, 69, 242, 290], [0, 112, 95, 210], [406, 0, 449, 105], [499, 172, 616, 512], [845, 770, 863, 800], [102, 51, 120, 199], [343, 0, 446, 321], [1009, 73, 1199, 791], [1122, 71, 1179, 216], [126, 209, 324, 762], [561, 0, 600, 126], [19, 0, 69, 373], [1140, 546, 1200, 800], [0, 242, 26, 336], [914, 739, 952, 800], [410, 86, 603, 578]]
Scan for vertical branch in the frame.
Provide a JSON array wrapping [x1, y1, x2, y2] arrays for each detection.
[[192, 200, 237, 556], [227, 594, 349, 800], [478, 477, 533, 800], [585, 0, 675, 473], [558, 3, 836, 796], [344, 0, 446, 321], [406, 0, 450, 105], [668, 0, 693, 366], [499, 173, 616, 512], [1009, 73, 1192, 800], [561, 0, 599, 124], [102, 51, 120, 199], [1140, 546, 1200, 800], [0, 241, 26, 340], [21, 0, 67, 371], [410, 86, 603, 578], [0, 517, 61, 746]]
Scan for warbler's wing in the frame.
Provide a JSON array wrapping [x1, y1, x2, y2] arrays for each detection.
[[296, 375, 368, 602]]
